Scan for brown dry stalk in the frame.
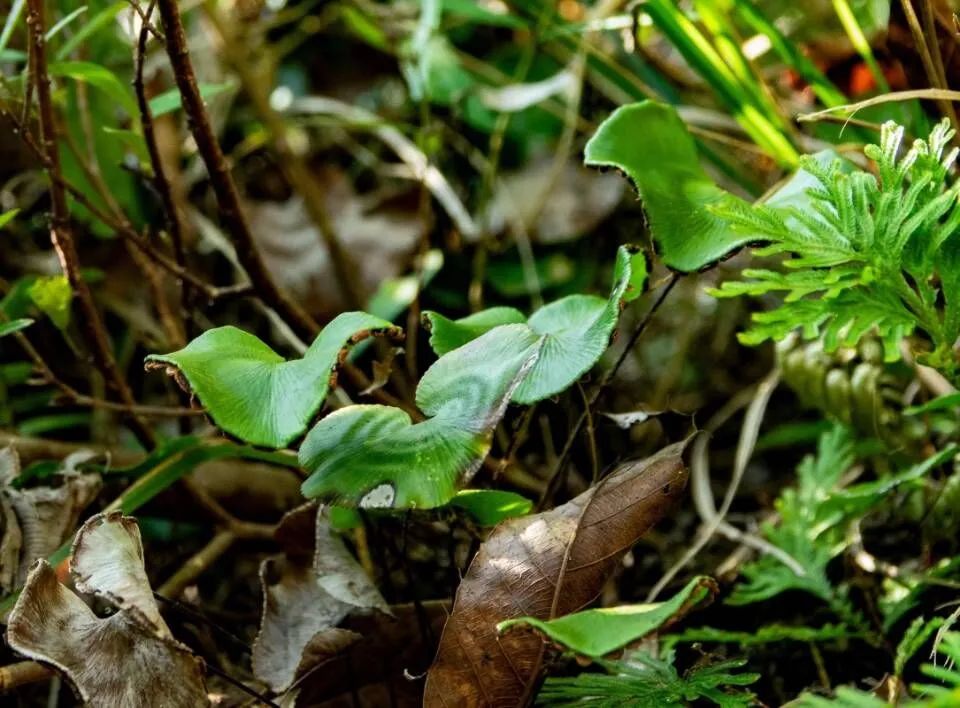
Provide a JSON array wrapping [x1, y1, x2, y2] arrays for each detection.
[[25, 0, 154, 448], [0, 661, 53, 692], [134, 0, 195, 341], [154, 0, 321, 340], [898, 0, 959, 131], [203, 3, 365, 311]]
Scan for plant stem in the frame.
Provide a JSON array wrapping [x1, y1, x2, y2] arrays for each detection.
[[134, 0, 195, 340], [202, 2, 365, 312], [154, 0, 320, 340], [25, 0, 154, 449]]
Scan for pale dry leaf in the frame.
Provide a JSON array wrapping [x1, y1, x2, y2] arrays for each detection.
[[482, 157, 624, 244], [478, 68, 577, 112], [424, 441, 689, 707], [600, 408, 662, 429], [5, 511, 208, 707], [71, 512, 166, 632], [0, 488, 21, 593], [252, 503, 388, 693], [248, 168, 425, 314], [0, 446, 101, 592], [315, 509, 389, 612]]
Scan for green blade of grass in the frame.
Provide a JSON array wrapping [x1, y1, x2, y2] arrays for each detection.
[[641, 0, 799, 166], [731, 0, 848, 108], [830, 0, 890, 92], [0, 0, 26, 58], [693, 0, 788, 129]]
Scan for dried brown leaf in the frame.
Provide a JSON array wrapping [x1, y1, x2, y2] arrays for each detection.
[[248, 168, 425, 315], [252, 503, 388, 693], [0, 446, 101, 592], [5, 512, 208, 707], [423, 441, 689, 707]]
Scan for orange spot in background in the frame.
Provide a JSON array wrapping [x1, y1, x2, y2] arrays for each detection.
[[848, 60, 908, 96], [849, 62, 876, 95], [558, 0, 584, 22]]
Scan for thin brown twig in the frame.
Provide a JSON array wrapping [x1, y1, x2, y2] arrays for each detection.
[[157, 529, 236, 597], [537, 275, 679, 509], [25, 0, 155, 449], [61, 96, 187, 348], [154, 0, 320, 340], [919, 0, 957, 129], [134, 0, 195, 341], [11, 328, 202, 417], [0, 104, 245, 304], [181, 477, 276, 540], [126, 0, 165, 43], [203, 3, 364, 312], [898, 0, 959, 130], [20, 20, 34, 129]]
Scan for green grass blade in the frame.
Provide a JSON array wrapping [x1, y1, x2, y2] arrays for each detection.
[[693, 0, 787, 128], [642, 0, 799, 166], [732, 0, 848, 108], [830, 0, 890, 92]]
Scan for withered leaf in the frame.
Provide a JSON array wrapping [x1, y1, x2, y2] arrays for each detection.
[[0, 446, 101, 593], [252, 503, 389, 693], [482, 157, 624, 244], [423, 441, 689, 707], [248, 167, 425, 316], [5, 512, 208, 707]]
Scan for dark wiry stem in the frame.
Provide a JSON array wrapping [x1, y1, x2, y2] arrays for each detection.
[[134, 0, 196, 342], [154, 0, 321, 340], [25, 0, 155, 449]]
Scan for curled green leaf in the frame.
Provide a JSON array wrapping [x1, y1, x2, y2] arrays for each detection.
[[498, 575, 716, 658], [424, 245, 647, 404], [449, 489, 532, 526], [299, 323, 542, 509], [584, 101, 752, 272], [145, 311, 401, 448]]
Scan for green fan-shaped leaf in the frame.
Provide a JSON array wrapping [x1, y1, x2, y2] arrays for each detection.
[[145, 311, 400, 448], [449, 489, 532, 525], [426, 307, 526, 356], [424, 245, 647, 404], [498, 576, 716, 658], [584, 101, 753, 272], [299, 323, 543, 509]]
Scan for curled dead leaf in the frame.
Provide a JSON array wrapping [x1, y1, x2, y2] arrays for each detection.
[[248, 168, 426, 316], [482, 157, 624, 244], [5, 511, 209, 707], [423, 441, 690, 707], [0, 446, 101, 593], [252, 503, 389, 693]]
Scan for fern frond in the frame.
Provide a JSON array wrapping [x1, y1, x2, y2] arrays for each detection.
[[537, 650, 759, 707], [717, 118, 960, 378]]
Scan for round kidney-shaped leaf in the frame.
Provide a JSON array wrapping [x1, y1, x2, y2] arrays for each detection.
[[424, 245, 647, 404], [145, 311, 401, 448], [584, 101, 753, 272], [299, 323, 543, 509]]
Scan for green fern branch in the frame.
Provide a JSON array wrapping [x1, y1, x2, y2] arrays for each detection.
[[713, 119, 960, 378]]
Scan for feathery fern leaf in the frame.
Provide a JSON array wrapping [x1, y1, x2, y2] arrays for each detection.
[[713, 119, 960, 375]]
